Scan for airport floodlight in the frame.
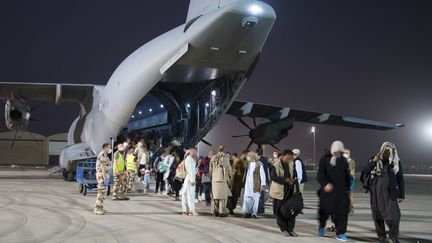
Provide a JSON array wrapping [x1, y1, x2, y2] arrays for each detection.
[[249, 4, 263, 15], [139, 111, 142, 115], [205, 102, 210, 107], [149, 108, 153, 112], [132, 115, 135, 119], [311, 126, 316, 133], [160, 104, 164, 108], [186, 104, 191, 108], [211, 90, 217, 96]]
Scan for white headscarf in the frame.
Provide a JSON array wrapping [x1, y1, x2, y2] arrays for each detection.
[[330, 141, 345, 166], [375, 142, 400, 175]]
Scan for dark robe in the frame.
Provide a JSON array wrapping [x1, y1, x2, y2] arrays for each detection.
[[317, 154, 350, 215], [363, 158, 405, 202], [362, 158, 404, 241], [169, 160, 182, 195], [370, 163, 401, 221]]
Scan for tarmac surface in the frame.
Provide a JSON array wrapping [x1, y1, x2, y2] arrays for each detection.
[[0, 167, 431, 243]]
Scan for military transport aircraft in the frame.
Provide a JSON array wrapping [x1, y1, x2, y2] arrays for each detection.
[[0, 0, 403, 176]]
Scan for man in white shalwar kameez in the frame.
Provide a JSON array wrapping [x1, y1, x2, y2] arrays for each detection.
[[242, 151, 266, 219], [180, 147, 198, 216]]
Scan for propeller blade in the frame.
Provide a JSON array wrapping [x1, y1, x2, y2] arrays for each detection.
[[253, 117, 257, 128], [232, 135, 249, 138], [270, 144, 281, 151], [246, 140, 254, 150], [201, 139, 212, 147], [237, 117, 252, 130]]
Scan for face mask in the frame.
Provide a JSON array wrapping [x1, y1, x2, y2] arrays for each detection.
[[246, 156, 253, 162], [118, 147, 124, 152], [343, 154, 349, 159], [273, 153, 278, 158], [108, 149, 112, 154]]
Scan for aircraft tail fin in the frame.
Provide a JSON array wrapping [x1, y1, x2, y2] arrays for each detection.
[[187, 0, 237, 21]]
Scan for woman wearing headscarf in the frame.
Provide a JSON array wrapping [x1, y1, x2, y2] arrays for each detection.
[[362, 142, 405, 243], [317, 141, 351, 242]]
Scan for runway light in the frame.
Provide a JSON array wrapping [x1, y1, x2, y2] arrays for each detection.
[[139, 111, 142, 115], [149, 108, 153, 112], [211, 90, 217, 96], [249, 4, 263, 15], [205, 102, 210, 107], [160, 104, 164, 108]]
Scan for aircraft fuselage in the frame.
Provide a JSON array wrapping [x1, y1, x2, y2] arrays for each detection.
[[60, 0, 276, 169]]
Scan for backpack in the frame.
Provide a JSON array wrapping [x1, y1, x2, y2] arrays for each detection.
[[175, 161, 187, 179], [158, 161, 168, 173]]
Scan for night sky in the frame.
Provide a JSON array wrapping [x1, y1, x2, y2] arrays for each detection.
[[1, 0, 431, 167]]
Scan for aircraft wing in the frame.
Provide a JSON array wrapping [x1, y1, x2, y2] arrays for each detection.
[[227, 100, 404, 131], [0, 82, 97, 104]]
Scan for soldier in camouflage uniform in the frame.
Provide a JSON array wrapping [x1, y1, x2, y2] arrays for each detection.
[[112, 143, 129, 200], [94, 143, 111, 215]]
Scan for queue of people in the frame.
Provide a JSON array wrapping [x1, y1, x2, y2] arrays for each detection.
[[92, 139, 405, 243]]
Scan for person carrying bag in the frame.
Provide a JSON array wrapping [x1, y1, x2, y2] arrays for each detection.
[[280, 181, 304, 219]]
